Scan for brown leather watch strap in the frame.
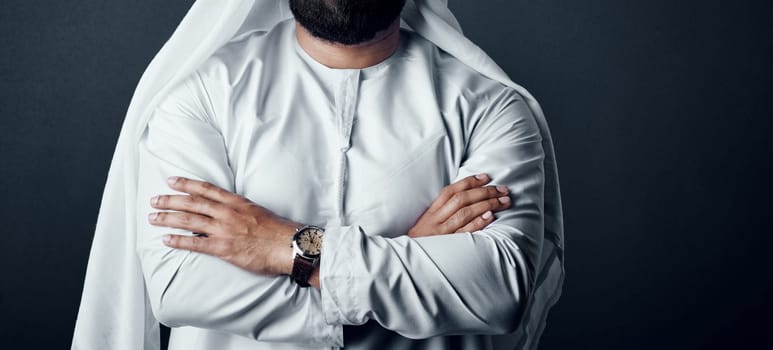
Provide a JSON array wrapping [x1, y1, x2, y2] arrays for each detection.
[[291, 254, 315, 287]]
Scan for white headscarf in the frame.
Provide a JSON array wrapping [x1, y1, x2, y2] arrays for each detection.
[[71, 1, 565, 349]]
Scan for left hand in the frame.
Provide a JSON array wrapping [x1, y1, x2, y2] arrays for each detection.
[[148, 176, 300, 276], [407, 173, 510, 238]]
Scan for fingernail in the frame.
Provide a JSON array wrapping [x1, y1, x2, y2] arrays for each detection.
[[498, 196, 511, 204], [482, 211, 492, 220], [167, 176, 179, 186], [496, 185, 509, 193], [150, 196, 159, 206], [148, 213, 158, 221], [163, 235, 172, 244], [475, 173, 488, 180]]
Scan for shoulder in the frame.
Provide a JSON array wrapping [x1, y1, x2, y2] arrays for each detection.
[[193, 18, 295, 87], [400, 31, 536, 134], [400, 30, 525, 109], [157, 19, 295, 126]]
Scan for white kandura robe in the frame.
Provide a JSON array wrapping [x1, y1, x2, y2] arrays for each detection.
[[134, 18, 560, 349]]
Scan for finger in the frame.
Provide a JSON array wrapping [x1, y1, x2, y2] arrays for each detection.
[[456, 210, 495, 233], [442, 195, 511, 233], [167, 176, 241, 204], [435, 185, 509, 223], [148, 211, 221, 235], [150, 194, 228, 218], [163, 234, 222, 256], [428, 173, 491, 214]]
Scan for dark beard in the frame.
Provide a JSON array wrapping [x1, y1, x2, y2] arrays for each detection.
[[289, 0, 406, 45]]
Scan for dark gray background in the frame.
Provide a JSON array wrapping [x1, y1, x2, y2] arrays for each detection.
[[1, 0, 771, 349]]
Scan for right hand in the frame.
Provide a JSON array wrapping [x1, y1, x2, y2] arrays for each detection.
[[407, 174, 511, 238]]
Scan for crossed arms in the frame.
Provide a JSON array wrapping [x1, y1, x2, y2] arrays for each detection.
[[136, 76, 546, 347]]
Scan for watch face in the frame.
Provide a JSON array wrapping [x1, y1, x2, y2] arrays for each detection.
[[297, 227, 323, 257]]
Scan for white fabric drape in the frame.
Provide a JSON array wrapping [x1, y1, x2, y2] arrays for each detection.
[[71, 1, 564, 349]]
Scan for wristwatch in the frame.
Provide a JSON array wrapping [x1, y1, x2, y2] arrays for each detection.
[[290, 224, 324, 287]]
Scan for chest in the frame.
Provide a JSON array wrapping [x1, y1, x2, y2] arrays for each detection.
[[222, 73, 466, 237]]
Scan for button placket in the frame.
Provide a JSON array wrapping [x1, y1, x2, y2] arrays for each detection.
[[333, 70, 360, 224], [339, 71, 359, 152]]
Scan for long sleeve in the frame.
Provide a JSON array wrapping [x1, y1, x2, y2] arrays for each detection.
[[319, 88, 545, 338], [135, 73, 343, 347]]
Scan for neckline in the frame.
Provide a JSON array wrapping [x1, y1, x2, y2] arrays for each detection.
[[291, 22, 405, 81]]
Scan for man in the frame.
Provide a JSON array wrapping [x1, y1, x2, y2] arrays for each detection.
[[72, 1, 565, 349]]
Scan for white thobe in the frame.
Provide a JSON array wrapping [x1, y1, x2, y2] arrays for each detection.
[[136, 18, 554, 349]]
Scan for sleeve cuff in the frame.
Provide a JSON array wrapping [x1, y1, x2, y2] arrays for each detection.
[[309, 289, 344, 347], [319, 225, 366, 327]]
